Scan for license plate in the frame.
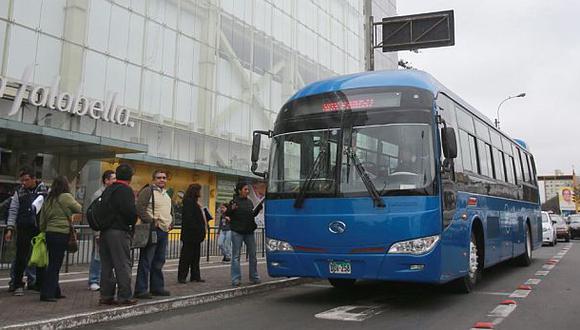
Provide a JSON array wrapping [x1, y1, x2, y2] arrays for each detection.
[[329, 261, 351, 274]]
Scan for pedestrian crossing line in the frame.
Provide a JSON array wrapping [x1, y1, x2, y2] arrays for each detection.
[[315, 305, 383, 322]]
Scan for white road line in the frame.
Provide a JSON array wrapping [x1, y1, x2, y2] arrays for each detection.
[[315, 305, 383, 322], [488, 304, 517, 318], [0, 261, 265, 289], [304, 283, 333, 288], [535, 271, 550, 276], [473, 291, 511, 296], [525, 279, 541, 285], [542, 264, 555, 270], [509, 290, 531, 298]]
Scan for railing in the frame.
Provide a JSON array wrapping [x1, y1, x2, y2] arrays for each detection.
[[0, 224, 266, 272]]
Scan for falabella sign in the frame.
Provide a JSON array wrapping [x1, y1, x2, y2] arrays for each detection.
[[3, 66, 134, 127]]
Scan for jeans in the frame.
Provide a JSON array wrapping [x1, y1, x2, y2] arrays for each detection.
[[41, 232, 68, 299], [88, 238, 100, 285], [217, 230, 232, 259], [135, 229, 168, 294], [231, 231, 259, 285]]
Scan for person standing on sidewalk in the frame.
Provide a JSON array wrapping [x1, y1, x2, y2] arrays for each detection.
[[226, 182, 263, 287], [99, 164, 138, 306], [177, 183, 207, 283], [38, 176, 82, 302], [134, 170, 173, 298], [88, 170, 116, 291], [216, 203, 232, 262], [4, 166, 48, 296]]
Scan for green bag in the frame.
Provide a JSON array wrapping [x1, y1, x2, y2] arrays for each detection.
[[29, 232, 48, 268]]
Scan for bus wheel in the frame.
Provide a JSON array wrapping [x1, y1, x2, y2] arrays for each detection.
[[328, 278, 356, 288], [451, 232, 480, 293], [515, 224, 532, 267]]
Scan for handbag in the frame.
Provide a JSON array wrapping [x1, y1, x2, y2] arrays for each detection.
[[56, 200, 79, 254], [131, 185, 157, 249]]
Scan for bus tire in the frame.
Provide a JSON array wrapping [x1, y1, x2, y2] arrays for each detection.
[[515, 223, 532, 267], [328, 278, 356, 288], [450, 232, 481, 294]]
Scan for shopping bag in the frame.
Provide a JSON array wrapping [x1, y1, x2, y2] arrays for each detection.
[[29, 232, 48, 268], [0, 233, 17, 264]]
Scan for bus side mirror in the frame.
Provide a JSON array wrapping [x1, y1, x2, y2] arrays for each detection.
[[441, 127, 458, 159], [251, 130, 272, 178]]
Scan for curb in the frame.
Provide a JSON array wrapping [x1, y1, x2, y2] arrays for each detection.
[[2, 277, 309, 330]]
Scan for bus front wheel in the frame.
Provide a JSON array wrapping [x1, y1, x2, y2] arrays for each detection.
[[328, 278, 356, 288], [451, 232, 481, 293]]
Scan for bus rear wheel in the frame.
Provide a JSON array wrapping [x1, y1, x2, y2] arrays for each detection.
[[451, 232, 481, 293], [328, 278, 356, 288], [515, 223, 532, 267]]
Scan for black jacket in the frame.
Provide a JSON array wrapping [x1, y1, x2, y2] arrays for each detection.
[[108, 182, 137, 232], [226, 197, 262, 235], [181, 198, 206, 243]]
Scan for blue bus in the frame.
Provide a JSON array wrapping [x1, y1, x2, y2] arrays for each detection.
[[250, 70, 541, 292]]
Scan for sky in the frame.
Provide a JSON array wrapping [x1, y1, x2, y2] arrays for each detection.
[[395, 1, 580, 175]]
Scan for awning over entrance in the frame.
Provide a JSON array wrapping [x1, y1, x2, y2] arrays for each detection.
[[0, 118, 147, 158]]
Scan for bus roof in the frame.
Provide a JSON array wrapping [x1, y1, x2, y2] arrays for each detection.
[[288, 70, 514, 147]]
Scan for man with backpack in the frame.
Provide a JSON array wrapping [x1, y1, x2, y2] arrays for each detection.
[[97, 164, 138, 306], [87, 170, 116, 291], [4, 166, 48, 296], [134, 169, 173, 299]]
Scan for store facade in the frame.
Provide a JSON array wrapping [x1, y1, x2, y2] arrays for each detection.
[[0, 0, 396, 216]]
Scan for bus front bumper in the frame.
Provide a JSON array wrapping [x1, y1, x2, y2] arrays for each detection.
[[266, 245, 443, 284]]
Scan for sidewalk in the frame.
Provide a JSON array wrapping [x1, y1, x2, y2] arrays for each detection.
[[0, 258, 304, 329]]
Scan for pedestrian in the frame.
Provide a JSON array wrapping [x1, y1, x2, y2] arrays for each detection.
[[216, 203, 232, 262], [134, 169, 173, 299], [88, 170, 116, 291], [3, 166, 48, 296], [38, 175, 82, 302], [226, 182, 263, 287], [99, 164, 138, 306], [177, 183, 207, 283]]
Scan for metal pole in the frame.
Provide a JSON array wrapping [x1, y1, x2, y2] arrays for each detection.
[[364, 0, 374, 71]]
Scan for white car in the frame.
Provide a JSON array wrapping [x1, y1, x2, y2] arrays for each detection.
[[542, 211, 557, 246]]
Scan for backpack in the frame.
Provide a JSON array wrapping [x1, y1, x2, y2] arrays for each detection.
[[86, 186, 117, 231]]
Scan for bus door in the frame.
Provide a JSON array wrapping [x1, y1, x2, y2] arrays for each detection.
[[499, 205, 513, 260]]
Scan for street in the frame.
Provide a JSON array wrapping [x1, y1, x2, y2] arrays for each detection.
[[82, 242, 579, 330]]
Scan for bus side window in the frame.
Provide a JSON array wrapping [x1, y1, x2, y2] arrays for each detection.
[[493, 148, 505, 182], [458, 130, 472, 172], [525, 154, 534, 184], [513, 146, 524, 184]]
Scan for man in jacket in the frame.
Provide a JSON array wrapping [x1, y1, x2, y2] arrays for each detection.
[[4, 166, 48, 296], [99, 164, 138, 306], [134, 169, 173, 298], [88, 170, 116, 291]]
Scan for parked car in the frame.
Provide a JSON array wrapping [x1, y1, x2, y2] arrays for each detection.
[[541, 211, 557, 246], [552, 214, 571, 242], [568, 214, 580, 239]]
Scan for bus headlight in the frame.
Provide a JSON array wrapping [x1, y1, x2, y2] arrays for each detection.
[[387, 235, 440, 255], [266, 238, 294, 252]]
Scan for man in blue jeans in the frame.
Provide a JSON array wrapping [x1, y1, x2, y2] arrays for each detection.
[[134, 170, 173, 299]]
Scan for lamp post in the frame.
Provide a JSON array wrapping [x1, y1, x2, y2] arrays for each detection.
[[495, 93, 526, 129]]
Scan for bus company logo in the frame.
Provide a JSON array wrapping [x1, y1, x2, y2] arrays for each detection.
[[328, 221, 347, 234]]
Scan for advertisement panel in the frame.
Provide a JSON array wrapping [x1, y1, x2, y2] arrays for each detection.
[[559, 187, 576, 211]]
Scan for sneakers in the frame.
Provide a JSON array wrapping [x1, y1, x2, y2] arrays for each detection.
[[13, 287, 24, 296], [89, 283, 100, 291], [151, 290, 171, 297]]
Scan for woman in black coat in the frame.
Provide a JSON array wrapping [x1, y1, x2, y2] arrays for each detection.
[[177, 184, 207, 283]]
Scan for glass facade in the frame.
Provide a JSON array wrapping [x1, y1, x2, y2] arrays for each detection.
[[0, 0, 397, 175]]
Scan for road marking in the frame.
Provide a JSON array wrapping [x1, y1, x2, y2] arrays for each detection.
[[315, 305, 383, 322], [488, 304, 517, 318], [553, 255, 563, 259], [535, 271, 549, 276], [474, 291, 511, 296], [542, 264, 555, 270], [525, 279, 541, 285], [304, 283, 333, 288], [509, 290, 531, 298], [0, 261, 266, 290]]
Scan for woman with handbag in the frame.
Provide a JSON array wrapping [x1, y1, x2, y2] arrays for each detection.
[[38, 176, 82, 302], [177, 184, 207, 283]]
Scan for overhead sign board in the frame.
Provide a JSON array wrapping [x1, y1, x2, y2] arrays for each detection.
[[381, 10, 455, 52]]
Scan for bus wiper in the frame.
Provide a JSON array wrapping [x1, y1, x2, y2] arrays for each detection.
[[294, 148, 326, 209], [346, 148, 385, 208]]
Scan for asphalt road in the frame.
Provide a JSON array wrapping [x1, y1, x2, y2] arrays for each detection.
[[82, 241, 579, 330]]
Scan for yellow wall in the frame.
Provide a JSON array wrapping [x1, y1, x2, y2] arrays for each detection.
[[101, 160, 218, 225]]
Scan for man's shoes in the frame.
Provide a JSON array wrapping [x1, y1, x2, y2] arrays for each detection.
[[223, 257, 231, 262], [117, 299, 138, 306], [151, 290, 171, 297], [8, 285, 15, 292], [232, 282, 241, 287], [89, 283, 100, 291], [250, 279, 261, 285], [191, 278, 206, 283], [178, 279, 187, 284], [134, 292, 153, 299], [40, 297, 57, 302], [13, 287, 24, 296], [99, 298, 117, 306]]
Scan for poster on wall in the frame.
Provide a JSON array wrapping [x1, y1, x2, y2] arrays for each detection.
[[559, 187, 576, 212]]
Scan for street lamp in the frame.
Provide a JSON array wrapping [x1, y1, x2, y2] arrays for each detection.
[[495, 93, 526, 129]]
